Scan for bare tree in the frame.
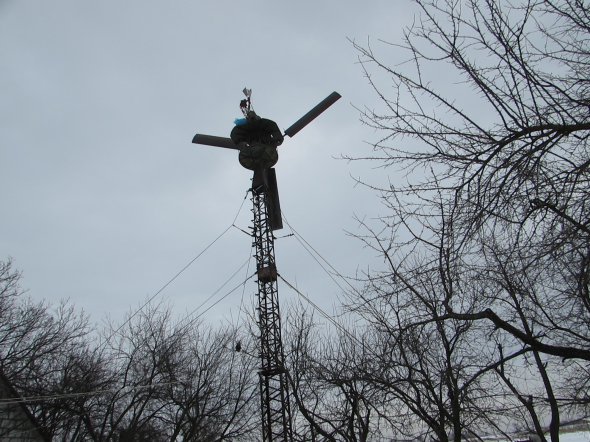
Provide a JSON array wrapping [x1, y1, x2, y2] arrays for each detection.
[[0, 260, 259, 441], [0, 259, 96, 439], [285, 304, 392, 441], [352, 0, 590, 359], [348, 218, 526, 441], [164, 322, 258, 441], [347, 0, 590, 437], [81, 303, 259, 441]]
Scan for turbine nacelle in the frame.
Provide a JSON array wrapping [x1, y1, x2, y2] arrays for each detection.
[[192, 91, 341, 158], [192, 90, 341, 230]]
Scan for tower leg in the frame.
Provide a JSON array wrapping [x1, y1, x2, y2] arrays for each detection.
[[251, 185, 293, 442]]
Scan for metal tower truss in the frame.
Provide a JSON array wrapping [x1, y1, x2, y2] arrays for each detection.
[[251, 180, 293, 442], [192, 89, 340, 441]]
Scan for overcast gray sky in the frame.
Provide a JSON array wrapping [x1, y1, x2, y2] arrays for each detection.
[[0, 1, 413, 328]]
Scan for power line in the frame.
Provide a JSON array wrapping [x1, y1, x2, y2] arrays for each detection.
[[0, 381, 179, 406], [278, 274, 365, 350], [282, 213, 361, 299], [176, 256, 255, 332], [188, 273, 255, 325], [98, 193, 249, 350]]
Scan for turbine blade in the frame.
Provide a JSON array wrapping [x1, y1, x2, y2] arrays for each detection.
[[252, 168, 283, 231], [283, 91, 341, 138], [192, 134, 239, 150], [266, 168, 283, 231]]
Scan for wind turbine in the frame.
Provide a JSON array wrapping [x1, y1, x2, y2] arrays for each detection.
[[192, 89, 341, 441]]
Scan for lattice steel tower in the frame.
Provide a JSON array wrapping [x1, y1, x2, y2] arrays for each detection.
[[251, 174, 293, 441], [192, 89, 340, 441]]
